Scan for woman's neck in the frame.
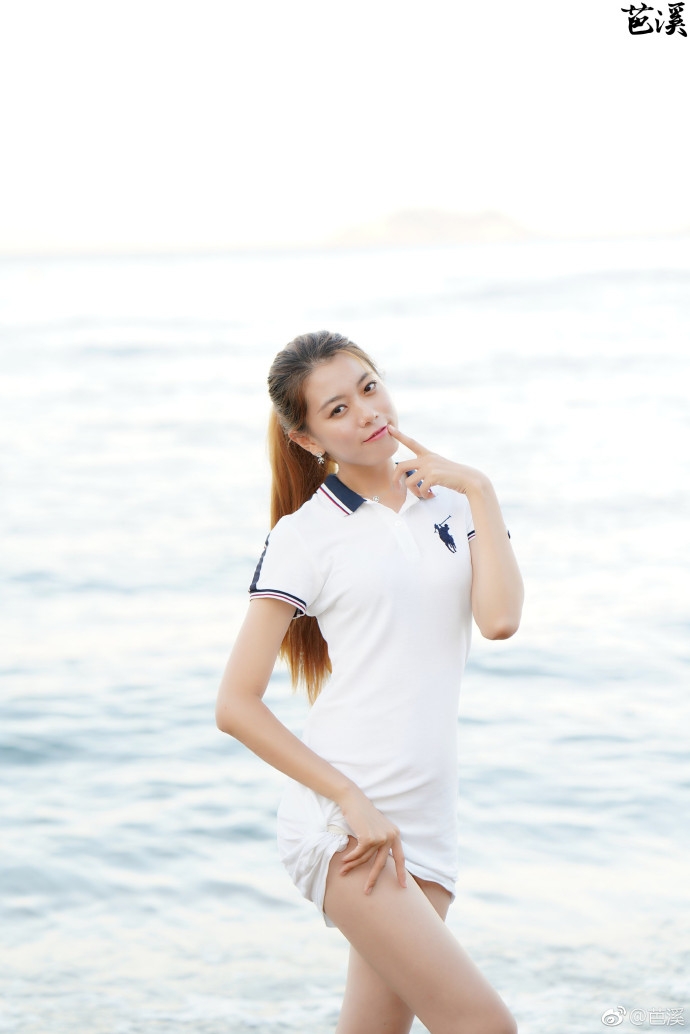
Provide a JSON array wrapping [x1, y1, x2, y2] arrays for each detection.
[[334, 461, 407, 511]]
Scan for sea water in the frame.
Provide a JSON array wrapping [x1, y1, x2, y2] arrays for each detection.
[[1, 237, 689, 1033]]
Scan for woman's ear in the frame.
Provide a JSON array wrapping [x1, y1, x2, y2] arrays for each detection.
[[288, 429, 322, 458]]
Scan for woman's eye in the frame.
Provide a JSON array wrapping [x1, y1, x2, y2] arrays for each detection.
[[364, 380, 377, 393], [330, 404, 345, 417]]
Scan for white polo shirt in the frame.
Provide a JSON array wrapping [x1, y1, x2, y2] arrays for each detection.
[[249, 473, 476, 913]]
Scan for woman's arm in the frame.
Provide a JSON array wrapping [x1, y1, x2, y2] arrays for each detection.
[[216, 597, 407, 891], [465, 476, 523, 639], [388, 425, 524, 640]]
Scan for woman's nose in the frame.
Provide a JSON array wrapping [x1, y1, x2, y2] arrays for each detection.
[[358, 401, 378, 423]]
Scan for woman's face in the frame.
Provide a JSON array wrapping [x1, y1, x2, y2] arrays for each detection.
[[291, 351, 399, 469]]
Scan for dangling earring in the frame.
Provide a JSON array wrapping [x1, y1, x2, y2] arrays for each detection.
[[316, 452, 325, 465]]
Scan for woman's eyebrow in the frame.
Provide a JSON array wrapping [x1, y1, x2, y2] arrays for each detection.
[[317, 370, 371, 413]]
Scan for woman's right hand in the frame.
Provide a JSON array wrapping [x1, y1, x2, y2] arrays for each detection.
[[337, 785, 407, 894], [217, 600, 408, 896]]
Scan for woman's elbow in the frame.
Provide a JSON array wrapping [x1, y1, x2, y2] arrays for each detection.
[[479, 615, 521, 640], [215, 695, 242, 737], [215, 703, 231, 736]]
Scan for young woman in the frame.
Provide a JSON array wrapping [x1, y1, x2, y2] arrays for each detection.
[[216, 330, 524, 1034]]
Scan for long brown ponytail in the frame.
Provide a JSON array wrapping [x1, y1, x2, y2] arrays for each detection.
[[266, 330, 380, 703]]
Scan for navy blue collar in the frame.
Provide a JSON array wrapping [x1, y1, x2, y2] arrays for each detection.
[[318, 473, 366, 515], [317, 468, 417, 516]]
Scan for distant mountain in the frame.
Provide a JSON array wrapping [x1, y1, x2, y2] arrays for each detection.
[[324, 209, 535, 248]]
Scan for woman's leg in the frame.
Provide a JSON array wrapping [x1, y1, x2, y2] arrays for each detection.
[[336, 946, 415, 1034], [335, 874, 453, 1034], [325, 839, 517, 1034]]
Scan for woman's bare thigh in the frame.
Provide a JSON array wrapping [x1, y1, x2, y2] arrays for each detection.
[[411, 873, 453, 920], [335, 872, 452, 1034], [324, 841, 516, 1034]]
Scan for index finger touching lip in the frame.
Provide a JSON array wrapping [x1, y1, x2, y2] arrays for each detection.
[[387, 425, 424, 452]]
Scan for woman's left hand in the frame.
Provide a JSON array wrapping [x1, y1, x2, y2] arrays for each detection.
[[387, 425, 487, 499]]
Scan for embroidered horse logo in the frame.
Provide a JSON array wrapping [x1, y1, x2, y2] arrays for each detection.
[[434, 516, 456, 553]]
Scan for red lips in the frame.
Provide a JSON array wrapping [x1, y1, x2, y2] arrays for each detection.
[[363, 426, 388, 443]]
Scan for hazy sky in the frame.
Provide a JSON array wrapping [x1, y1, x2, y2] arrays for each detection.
[[1, 0, 688, 252]]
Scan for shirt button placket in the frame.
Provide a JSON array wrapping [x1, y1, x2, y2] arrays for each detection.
[[392, 515, 420, 559]]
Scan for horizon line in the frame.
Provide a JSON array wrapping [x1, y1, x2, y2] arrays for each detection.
[[2, 224, 689, 262]]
